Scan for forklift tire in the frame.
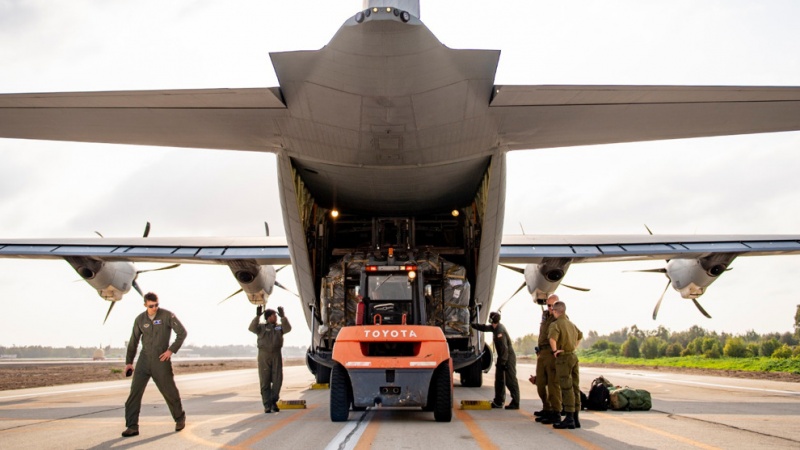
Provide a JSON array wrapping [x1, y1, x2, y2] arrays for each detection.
[[330, 364, 350, 422], [433, 364, 453, 422]]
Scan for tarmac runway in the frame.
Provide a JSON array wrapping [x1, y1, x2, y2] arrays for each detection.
[[1, 363, 798, 449]]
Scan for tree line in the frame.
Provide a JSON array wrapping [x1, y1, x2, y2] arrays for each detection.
[[513, 305, 800, 360], [0, 345, 307, 359]]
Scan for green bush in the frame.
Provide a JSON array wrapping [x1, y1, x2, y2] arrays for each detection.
[[772, 344, 792, 359], [621, 336, 640, 358], [665, 343, 683, 357], [641, 337, 665, 359], [761, 338, 781, 357], [793, 346, 800, 359], [607, 342, 620, 356], [591, 340, 610, 351], [724, 337, 747, 358], [746, 343, 760, 357], [704, 343, 722, 359]]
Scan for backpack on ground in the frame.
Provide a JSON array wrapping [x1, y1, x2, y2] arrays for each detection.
[[585, 376, 611, 411], [609, 387, 652, 411]]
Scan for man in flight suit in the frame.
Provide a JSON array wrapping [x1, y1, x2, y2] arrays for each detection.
[[250, 306, 291, 413], [471, 312, 520, 409], [122, 292, 187, 437], [548, 300, 583, 429], [534, 295, 561, 424]]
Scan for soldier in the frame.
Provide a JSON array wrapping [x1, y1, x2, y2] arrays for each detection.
[[121, 292, 187, 437], [548, 301, 583, 429], [471, 312, 520, 409], [534, 295, 561, 424], [250, 306, 292, 413]]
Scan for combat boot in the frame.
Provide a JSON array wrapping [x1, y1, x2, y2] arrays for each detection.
[[121, 427, 139, 437], [553, 412, 575, 429], [533, 409, 546, 416], [573, 410, 581, 429], [272, 402, 280, 413], [539, 411, 561, 425]]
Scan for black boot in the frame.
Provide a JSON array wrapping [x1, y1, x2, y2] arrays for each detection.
[[533, 409, 546, 417], [540, 410, 561, 425], [574, 410, 581, 429], [553, 412, 575, 429]]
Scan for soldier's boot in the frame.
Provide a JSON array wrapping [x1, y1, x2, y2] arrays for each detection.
[[121, 427, 139, 437], [540, 411, 561, 425], [533, 409, 546, 416], [553, 412, 576, 430], [175, 417, 186, 432], [573, 411, 581, 429], [272, 402, 280, 413], [490, 401, 503, 409]]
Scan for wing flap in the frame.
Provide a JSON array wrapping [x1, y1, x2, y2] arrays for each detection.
[[499, 234, 800, 263], [0, 237, 291, 265]]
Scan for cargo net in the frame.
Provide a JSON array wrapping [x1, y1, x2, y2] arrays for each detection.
[[418, 255, 471, 337], [318, 253, 365, 339], [318, 252, 471, 338]]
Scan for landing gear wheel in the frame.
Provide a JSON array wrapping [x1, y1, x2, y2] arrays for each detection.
[[330, 364, 350, 422], [316, 364, 331, 384], [459, 359, 483, 387], [433, 363, 453, 422]]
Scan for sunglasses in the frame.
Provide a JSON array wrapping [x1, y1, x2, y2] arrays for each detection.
[[147, 303, 159, 309]]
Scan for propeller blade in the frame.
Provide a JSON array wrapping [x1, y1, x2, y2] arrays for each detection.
[[561, 283, 591, 292], [652, 280, 671, 320], [499, 264, 525, 275], [692, 299, 712, 318], [497, 282, 527, 312], [644, 224, 654, 235], [103, 301, 115, 325], [625, 268, 667, 274], [137, 264, 181, 274], [275, 281, 299, 297], [219, 288, 243, 305], [132, 280, 144, 297], [143, 221, 151, 238], [276, 265, 288, 273], [264, 221, 270, 237], [94, 231, 104, 238], [519, 222, 526, 235]]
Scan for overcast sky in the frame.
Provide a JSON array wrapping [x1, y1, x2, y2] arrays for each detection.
[[1, 1, 799, 350]]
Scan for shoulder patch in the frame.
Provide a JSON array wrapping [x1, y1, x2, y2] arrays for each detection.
[[497, 333, 503, 338]]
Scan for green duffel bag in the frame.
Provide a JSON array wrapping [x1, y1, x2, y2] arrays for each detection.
[[609, 387, 652, 411]]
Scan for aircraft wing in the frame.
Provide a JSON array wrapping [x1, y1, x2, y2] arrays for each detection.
[[499, 234, 800, 264], [490, 85, 800, 150], [0, 88, 288, 151], [0, 236, 291, 265]]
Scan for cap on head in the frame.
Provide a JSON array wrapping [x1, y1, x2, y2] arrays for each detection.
[[489, 312, 501, 324]]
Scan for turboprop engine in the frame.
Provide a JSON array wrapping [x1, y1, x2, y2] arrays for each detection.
[[226, 260, 276, 306], [67, 257, 136, 301], [500, 258, 588, 307]]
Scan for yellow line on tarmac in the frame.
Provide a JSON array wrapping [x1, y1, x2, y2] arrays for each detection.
[[237, 406, 316, 449], [453, 408, 499, 450], [516, 409, 604, 450], [354, 409, 382, 450], [596, 412, 721, 450]]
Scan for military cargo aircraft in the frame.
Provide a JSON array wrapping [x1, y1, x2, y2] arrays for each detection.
[[1, 1, 800, 387]]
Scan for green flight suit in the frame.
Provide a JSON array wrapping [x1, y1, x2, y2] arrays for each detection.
[[249, 315, 292, 410], [124, 308, 187, 429], [472, 322, 520, 407], [536, 311, 558, 412], [548, 315, 583, 413]]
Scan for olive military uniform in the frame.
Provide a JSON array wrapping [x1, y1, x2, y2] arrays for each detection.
[[249, 314, 292, 411], [536, 310, 558, 412], [472, 322, 520, 407], [547, 315, 583, 413], [124, 308, 187, 430]]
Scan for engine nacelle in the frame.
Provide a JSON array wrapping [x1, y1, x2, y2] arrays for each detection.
[[524, 258, 572, 304], [665, 255, 734, 299], [227, 260, 276, 306], [66, 257, 136, 301]]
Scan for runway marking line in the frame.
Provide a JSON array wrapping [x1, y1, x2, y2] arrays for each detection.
[[517, 409, 603, 450], [453, 408, 499, 450], [181, 406, 316, 449], [596, 411, 721, 450], [353, 410, 381, 450]]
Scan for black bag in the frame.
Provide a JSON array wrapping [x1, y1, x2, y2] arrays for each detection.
[[586, 376, 611, 411]]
